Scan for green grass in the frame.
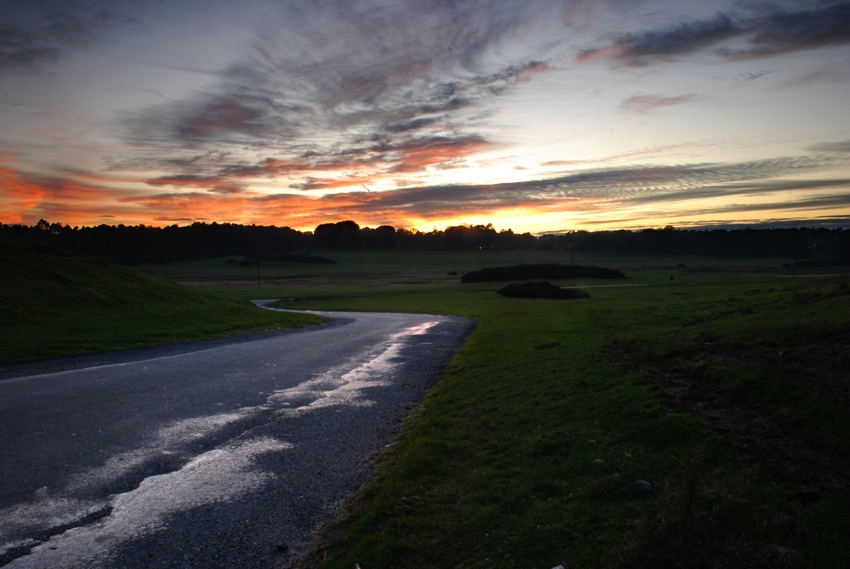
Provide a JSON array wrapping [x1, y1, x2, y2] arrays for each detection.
[[151, 249, 790, 305], [135, 249, 793, 281], [0, 238, 329, 363], [625, 278, 850, 456], [241, 266, 843, 568], [6, 241, 846, 567]]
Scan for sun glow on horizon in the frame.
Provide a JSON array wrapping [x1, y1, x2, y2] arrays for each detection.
[[1, 1, 849, 233]]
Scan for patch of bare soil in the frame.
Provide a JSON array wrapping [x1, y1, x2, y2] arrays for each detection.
[[605, 343, 850, 499]]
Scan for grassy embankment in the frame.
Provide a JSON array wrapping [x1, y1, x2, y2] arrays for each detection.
[[160, 250, 848, 569], [0, 238, 329, 363]]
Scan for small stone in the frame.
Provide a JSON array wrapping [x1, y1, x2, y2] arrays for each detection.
[[593, 459, 605, 464], [635, 480, 652, 492]]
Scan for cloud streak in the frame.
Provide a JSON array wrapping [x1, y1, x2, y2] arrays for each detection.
[[577, 1, 850, 66], [0, 0, 142, 74], [76, 154, 847, 230], [620, 93, 696, 114], [808, 139, 850, 153], [117, 0, 571, 194], [0, 162, 147, 224], [115, 0, 850, 204]]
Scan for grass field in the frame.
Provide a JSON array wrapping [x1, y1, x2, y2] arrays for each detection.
[[146, 251, 848, 569], [136, 248, 794, 280], [136, 249, 797, 304], [0, 238, 329, 363], [5, 241, 847, 568]]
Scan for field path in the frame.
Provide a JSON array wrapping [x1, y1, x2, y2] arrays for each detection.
[[0, 308, 474, 568]]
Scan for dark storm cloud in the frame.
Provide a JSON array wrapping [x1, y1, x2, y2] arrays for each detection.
[[577, 1, 850, 66], [0, 0, 141, 73]]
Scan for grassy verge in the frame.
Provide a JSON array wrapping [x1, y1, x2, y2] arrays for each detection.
[[0, 238, 329, 363], [249, 272, 848, 568]]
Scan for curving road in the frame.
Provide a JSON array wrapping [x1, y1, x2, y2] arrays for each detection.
[[0, 308, 474, 568]]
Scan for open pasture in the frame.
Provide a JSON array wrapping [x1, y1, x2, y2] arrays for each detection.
[[143, 249, 797, 303], [146, 251, 848, 569]]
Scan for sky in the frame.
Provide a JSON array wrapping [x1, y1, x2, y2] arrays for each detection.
[[1, 0, 849, 234]]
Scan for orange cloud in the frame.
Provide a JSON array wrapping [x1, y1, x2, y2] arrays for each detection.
[[6, 150, 848, 235], [0, 160, 606, 230], [390, 136, 493, 173], [0, 161, 145, 226], [140, 135, 496, 196], [0, 166, 49, 223], [120, 183, 544, 231], [573, 45, 623, 65]]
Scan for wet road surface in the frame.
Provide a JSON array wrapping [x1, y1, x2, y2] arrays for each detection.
[[0, 309, 474, 568]]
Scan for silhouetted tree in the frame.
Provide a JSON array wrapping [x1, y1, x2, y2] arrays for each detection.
[[312, 220, 361, 249], [3, 219, 848, 264]]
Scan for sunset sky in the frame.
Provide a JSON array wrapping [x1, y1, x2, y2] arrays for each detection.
[[1, 0, 849, 234]]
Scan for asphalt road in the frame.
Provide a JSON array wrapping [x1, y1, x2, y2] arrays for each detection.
[[0, 308, 474, 568]]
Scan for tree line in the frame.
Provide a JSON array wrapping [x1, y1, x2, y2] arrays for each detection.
[[1, 219, 848, 265]]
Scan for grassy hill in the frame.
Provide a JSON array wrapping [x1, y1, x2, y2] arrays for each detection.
[[0, 238, 328, 363]]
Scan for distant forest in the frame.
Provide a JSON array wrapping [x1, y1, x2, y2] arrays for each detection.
[[2, 219, 849, 266]]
